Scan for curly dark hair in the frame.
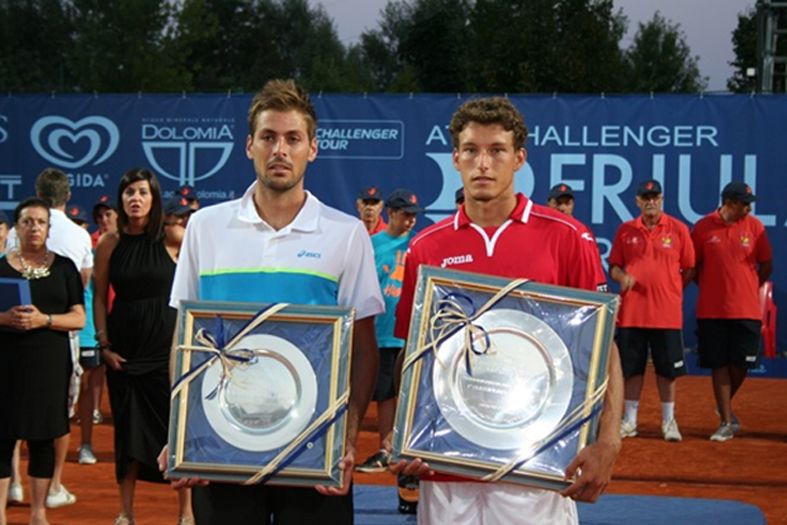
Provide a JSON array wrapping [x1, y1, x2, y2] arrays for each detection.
[[449, 97, 528, 150]]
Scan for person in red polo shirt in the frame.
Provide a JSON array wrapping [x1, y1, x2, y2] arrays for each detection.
[[608, 180, 695, 443], [692, 182, 772, 442], [547, 183, 609, 292], [389, 97, 623, 525]]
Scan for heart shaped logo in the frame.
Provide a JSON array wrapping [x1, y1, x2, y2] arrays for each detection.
[[30, 116, 119, 169]]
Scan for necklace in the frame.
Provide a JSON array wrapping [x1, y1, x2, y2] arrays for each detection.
[[16, 249, 51, 280]]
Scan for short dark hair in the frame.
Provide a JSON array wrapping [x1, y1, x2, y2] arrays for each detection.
[[14, 197, 51, 223], [449, 97, 528, 150], [247, 79, 317, 139], [116, 168, 164, 239], [35, 167, 70, 207]]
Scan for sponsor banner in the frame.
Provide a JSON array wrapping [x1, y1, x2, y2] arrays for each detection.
[[0, 93, 785, 352]]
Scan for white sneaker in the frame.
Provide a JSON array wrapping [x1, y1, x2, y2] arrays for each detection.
[[662, 419, 683, 442], [7, 481, 23, 503], [92, 409, 103, 424], [620, 419, 638, 438], [78, 444, 98, 465], [710, 423, 735, 442], [46, 484, 77, 508]]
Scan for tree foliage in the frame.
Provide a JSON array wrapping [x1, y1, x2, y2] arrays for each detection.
[[728, 6, 787, 92], [0, 0, 712, 93], [623, 12, 707, 93], [727, 8, 757, 93], [0, 0, 75, 91]]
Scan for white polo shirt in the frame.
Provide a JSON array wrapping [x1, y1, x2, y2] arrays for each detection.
[[170, 183, 384, 320], [8, 208, 93, 271]]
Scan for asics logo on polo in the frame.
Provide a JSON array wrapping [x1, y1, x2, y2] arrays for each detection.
[[440, 254, 474, 267], [297, 250, 322, 259], [31, 116, 120, 169]]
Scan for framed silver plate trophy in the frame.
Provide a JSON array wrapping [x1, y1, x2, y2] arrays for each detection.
[[166, 300, 354, 487], [392, 266, 619, 490]]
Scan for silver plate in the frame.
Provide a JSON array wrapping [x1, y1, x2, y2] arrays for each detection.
[[432, 308, 573, 451], [202, 333, 318, 452]]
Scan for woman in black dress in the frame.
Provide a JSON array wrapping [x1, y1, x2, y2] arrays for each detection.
[[93, 168, 193, 525], [0, 197, 85, 525]]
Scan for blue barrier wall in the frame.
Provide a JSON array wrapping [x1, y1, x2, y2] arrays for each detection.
[[1, 93, 784, 352]]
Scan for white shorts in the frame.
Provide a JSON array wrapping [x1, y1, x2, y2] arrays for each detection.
[[418, 481, 579, 525]]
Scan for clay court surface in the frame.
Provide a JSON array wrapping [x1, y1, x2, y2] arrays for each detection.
[[7, 373, 787, 524]]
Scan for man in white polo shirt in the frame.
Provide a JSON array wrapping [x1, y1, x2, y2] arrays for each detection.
[[167, 79, 384, 524], [7, 167, 93, 508]]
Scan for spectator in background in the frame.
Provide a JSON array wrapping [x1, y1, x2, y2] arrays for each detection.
[[455, 187, 464, 208], [66, 204, 90, 230], [92, 195, 118, 247], [7, 167, 94, 509], [87, 196, 116, 429], [357, 186, 386, 234], [2, 212, 20, 506], [0, 210, 10, 254], [0, 197, 86, 525], [609, 180, 695, 442], [692, 182, 772, 442], [178, 185, 200, 211], [66, 205, 103, 466], [356, 188, 422, 513], [546, 183, 608, 292], [163, 196, 193, 258], [93, 168, 193, 524], [546, 183, 576, 217]]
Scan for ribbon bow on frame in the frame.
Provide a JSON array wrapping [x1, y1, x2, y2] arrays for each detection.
[[402, 278, 529, 374]]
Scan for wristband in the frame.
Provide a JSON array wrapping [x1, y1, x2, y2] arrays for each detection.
[[46, 314, 53, 327]]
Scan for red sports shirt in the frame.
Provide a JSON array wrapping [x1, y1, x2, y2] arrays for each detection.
[[367, 217, 386, 235], [608, 212, 694, 328], [692, 210, 772, 320], [576, 221, 609, 291], [394, 193, 601, 482]]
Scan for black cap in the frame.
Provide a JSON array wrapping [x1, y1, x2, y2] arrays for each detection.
[[178, 185, 199, 204], [357, 186, 383, 202], [66, 204, 88, 223], [164, 196, 194, 216], [636, 179, 662, 197], [548, 183, 574, 201], [92, 195, 115, 223], [0, 210, 9, 225], [455, 187, 465, 204], [721, 181, 756, 204], [385, 188, 423, 213]]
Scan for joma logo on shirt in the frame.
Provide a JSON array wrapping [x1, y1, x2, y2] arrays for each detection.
[[441, 254, 474, 267]]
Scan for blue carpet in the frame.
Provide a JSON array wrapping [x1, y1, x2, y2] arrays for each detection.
[[353, 485, 766, 525]]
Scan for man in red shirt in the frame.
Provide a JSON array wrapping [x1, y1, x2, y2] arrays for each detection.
[[692, 182, 772, 442], [547, 182, 608, 292], [389, 97, 623, 525], [609, 180, 695, 442], [356, 186, 386, 234]]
